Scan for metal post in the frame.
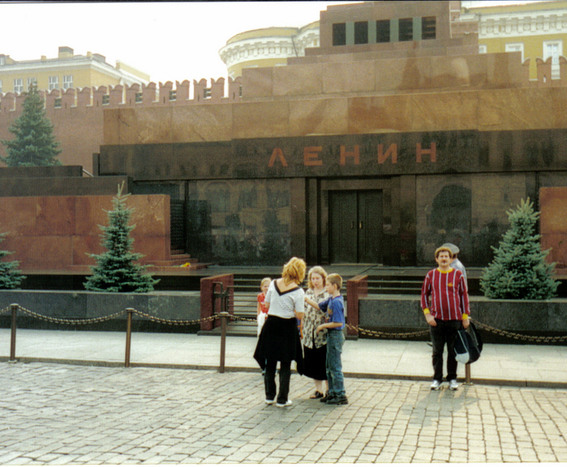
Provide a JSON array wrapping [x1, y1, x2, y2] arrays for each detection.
[[125, 308, 134, 368], [219, 311, 229, 373], [465, 363, 472, 385], [9, 304, 18, 363]]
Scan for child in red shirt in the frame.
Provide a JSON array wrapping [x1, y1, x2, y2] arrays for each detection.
[[257, 277, 271, 336]]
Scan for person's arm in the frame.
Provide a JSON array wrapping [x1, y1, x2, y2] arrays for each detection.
[[294, 290, 305, 320], [316, 321, 342, 333], [421, 272, 437, 327], [459, 273, 470, 329], [305, 296, 320, 310]]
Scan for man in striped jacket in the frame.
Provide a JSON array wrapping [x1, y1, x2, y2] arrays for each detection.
[[421, 245, 470, 391]]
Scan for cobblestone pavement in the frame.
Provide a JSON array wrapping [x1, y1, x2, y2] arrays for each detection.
[[2, 363, 567, 464]]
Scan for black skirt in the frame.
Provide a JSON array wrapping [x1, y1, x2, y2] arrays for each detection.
[[302, 344, 327, 381], [254, 315, 304, 374]]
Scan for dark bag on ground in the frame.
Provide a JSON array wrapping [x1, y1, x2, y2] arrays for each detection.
[[454, 321, 483, 364]]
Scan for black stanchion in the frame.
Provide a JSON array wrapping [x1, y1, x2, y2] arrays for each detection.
[[219, 311, 229, 373], [9, 304, 18, 363], [125, 308, 134, 368]]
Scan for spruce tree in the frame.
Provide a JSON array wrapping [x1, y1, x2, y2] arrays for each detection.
[[0, 232, 25, 289], [480, 198, 559, 300], [84, 183, 158, 293], [1, 84, 62, 167]]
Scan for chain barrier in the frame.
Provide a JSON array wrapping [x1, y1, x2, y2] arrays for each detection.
[[229, 314, 567, 343], [474, 320, 567, 344], [9, 305, 218, 327], [0, 306, 11, 317]]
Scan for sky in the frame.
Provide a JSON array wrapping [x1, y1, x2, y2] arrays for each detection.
[[0, 1, 550, 85], [0, 1, 344, 84]]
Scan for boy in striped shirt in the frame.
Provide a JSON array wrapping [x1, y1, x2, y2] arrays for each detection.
[[421, 246, 470, 391]]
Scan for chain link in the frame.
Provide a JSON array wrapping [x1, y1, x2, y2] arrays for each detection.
[[18, 305, 127, 325], [474, 321, 567, 343], [0, 306, 12, 316], [131, 309, 216, 326]]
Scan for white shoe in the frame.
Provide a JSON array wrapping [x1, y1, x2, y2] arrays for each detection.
[[449, 379, 459, 391], [265, 399, 275, 405], [430, 380, 441, 391], [276, 400, 292, 407]]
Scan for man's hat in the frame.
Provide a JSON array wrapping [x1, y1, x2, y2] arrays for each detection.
[[442, 243, 460, 255]]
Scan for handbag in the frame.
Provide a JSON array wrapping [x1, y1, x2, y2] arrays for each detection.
[[454, 321, 483, 364]]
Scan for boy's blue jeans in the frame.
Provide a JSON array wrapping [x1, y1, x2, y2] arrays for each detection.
[[326, 329, 345, 397]]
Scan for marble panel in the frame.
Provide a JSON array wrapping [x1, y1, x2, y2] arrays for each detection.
[[0, 197, 38, 235], [75, 195, 114, 236], [272, 64, 323, 97], [232, 101, 290, 139], [348, 95, 413, 134], [130, 235, 169, 262], [321, 61, 375, 94], [35, 196, 76, 236], [8, 236, 74, 269], [550, 88, 567, 128], [241, 67, 273, 99], [107, 108, 173, 146], [429, 55, 479, 89], [542, 233, 567, 267], [478, 88, 554, 131], [375, 57, 432, 93], [170, 105, 232, 143], [485, 52, 523, 89], [410, 91, 479, 132], [289, 98, 348, 136], [72, 235, 102, 266], [540, 187, 567, 233], [128, 195, 169, 237]]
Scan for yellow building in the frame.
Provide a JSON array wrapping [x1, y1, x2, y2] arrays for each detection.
[[0, 46, 150, 94], [459, 0, 567, 80], [219, 22, 320, 78]]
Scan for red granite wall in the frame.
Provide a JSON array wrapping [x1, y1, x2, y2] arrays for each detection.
[[540, 187, 567, 272], [0, 194, 170, 272]]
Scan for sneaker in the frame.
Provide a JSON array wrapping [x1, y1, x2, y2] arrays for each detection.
[[449, 379, 459, 391], [265, 399, 275, 405], [320, 393, 331, 403], [276, 400, 292, 407], [326, 395, 348, 405], [430, 380, 441, 391]]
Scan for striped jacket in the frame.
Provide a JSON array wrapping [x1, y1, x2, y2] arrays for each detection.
[[421, 268, 470, 321]]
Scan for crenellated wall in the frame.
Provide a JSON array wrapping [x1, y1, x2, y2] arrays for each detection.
[[0, 78, 242, 173]]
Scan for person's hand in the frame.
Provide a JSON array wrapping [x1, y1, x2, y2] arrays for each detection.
[[425, 314, 436, 326], [316, 325, 324, 333], [462, 318, 470, 329]]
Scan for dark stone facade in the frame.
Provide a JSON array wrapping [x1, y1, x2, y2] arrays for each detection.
[[98, 128, 567, 267]]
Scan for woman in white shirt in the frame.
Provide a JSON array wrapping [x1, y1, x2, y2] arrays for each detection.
[[254, 257, 306, 407]]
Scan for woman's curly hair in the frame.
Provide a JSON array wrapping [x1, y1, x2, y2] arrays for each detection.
[[282, 257, 306, 285]]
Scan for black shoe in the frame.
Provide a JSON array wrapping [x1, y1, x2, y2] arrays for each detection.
[[325, 396, 348, 405], [326, 395, 348, 405], [320, 392, 331, 403], [309, 391, 324, 399]]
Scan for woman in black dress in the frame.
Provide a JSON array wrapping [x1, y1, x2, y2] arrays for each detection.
[[301, 266, 330, 399]]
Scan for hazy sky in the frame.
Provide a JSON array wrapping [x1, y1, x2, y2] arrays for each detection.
[[0, 1, 547, 85], [0, 2, 344, 84]]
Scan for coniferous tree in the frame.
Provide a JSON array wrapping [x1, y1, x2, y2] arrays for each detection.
[[480, 198, 559, 300], [84, 183, 158, 293], [1, 84, 62, 167], [0, 232, 25, 289]]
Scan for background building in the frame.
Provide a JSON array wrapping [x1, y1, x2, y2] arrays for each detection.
[[459, 0, 567, 81], [219, 23, 320, 78], [0, 46, 149, 94]]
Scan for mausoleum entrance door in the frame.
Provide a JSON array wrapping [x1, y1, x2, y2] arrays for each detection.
[[329, 190, 383, 264]]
